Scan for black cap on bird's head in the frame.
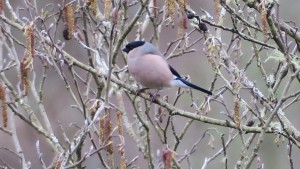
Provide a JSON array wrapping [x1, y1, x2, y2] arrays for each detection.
[[123, 41, 145, 53]]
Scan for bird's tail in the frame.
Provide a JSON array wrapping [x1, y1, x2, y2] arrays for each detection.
[[171, 77, 212, 95]]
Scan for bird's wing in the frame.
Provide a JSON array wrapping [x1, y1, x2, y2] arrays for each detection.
[[169, 65, 181, 78]]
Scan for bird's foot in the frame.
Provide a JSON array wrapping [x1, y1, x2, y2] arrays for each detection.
[[149, 92, 160, 104], [136, 88, 149, 95]]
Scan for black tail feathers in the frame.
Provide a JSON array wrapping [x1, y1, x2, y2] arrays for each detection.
[[179, 78, 212, 95]]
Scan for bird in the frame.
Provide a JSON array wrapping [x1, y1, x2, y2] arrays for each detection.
[[123, 41, 212, 95]]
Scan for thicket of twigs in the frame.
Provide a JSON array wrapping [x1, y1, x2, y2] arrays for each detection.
[[0, 0, 300, 168]]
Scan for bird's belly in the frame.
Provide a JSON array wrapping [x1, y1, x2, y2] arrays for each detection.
[[128, 60, 172, 89]]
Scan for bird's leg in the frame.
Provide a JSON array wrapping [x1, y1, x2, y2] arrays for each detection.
[[149, 90, 161, 104], [136, 87, 149, 95], [133, 87, 150, 103], [134, 86, 160, 104]]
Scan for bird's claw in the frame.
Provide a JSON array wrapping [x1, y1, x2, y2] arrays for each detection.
[[149, 92, 160, 104], [135, 88, 149, 95]]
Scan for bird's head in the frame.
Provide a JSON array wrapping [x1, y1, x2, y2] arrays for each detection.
[[123, 41, 145, 53]]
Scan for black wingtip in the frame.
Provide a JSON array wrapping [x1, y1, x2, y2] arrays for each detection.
[[169, 65, 181, 78], [179, 78, 212, 95]]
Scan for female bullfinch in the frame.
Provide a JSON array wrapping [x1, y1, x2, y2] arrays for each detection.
[[123, 41, 212, 95]]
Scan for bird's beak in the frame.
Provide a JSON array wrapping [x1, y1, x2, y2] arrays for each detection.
[[122, 47, 129, 53]]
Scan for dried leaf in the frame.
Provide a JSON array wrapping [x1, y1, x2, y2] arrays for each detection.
[[104, 0, 112, 19], [261, 0, 268, 42], [177, 13, 188, 37], [178, 0, 187, 13], [0, 83, 7, 127], [153, 0, 157, 18], [91, 0, 98, 16], [64, 4, 74, 39], [112, 7, 119, 25], [166, 0, 175, 20], [20, 59, 30, 96], [162, 147, 173, 169], [214, 0, 221, 23], [234, 96, 240, 128], [0, 0, 3, 14], [117, 112, 126, 169]]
